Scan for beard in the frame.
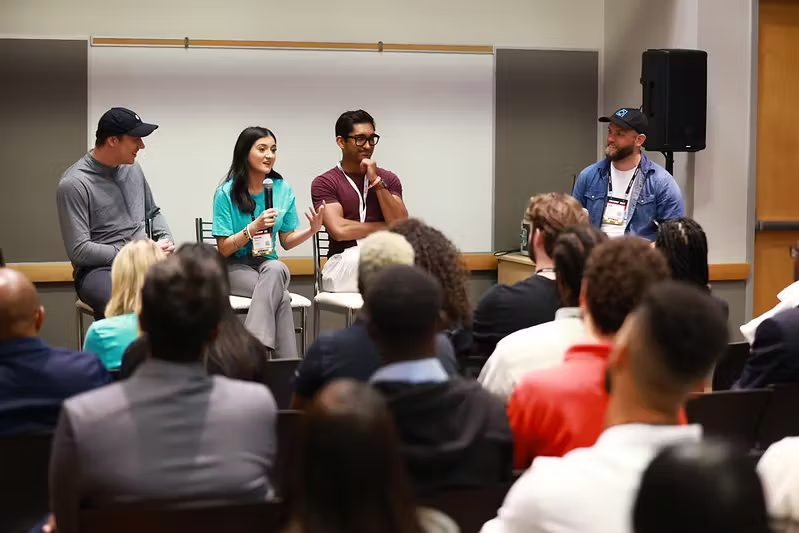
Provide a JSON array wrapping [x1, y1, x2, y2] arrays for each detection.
[[606, 144, 635, 162]]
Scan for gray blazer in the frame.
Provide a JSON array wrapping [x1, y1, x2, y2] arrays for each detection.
[[50, 359, 278, 533]]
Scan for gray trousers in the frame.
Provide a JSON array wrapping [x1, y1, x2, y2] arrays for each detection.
[[227, 257, 297, 359]]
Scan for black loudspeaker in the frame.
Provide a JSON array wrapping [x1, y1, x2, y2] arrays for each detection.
[[641, 49, 707, 152]]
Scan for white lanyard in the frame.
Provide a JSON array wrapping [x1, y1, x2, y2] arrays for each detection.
[[337, 162, 369, 223]]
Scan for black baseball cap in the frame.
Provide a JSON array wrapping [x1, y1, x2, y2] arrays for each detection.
[[96, 107, 159, 138], [598, 107, 648, 135]]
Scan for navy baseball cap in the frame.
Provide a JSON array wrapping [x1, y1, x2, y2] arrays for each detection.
[[96, 107, 159, 138], [598, 108, 648, 135]]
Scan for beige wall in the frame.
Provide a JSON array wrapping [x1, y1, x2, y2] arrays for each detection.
[[603, 0, 755, 266], [0, 0, 603, 48]]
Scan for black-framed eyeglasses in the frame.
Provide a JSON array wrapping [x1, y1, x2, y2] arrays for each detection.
[[346, 134, 380, 147]]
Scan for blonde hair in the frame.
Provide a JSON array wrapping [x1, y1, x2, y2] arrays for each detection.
[[105, 240, 166, 318], [357, 232, 415, 291]]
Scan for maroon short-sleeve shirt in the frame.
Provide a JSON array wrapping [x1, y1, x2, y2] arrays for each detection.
[[311, 166, 403, 257]]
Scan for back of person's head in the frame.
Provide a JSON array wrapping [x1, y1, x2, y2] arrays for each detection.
[[634, 440, 770, 533], [525, 193, 588, 260], [364, 265, 443, 362], [389, 218, 472, 328], [105, 240, 166, 317], [611, 281, 729, 410], [204, 316, 269, 383], [357, 231, 415, 295], [140, 243, 227, 362], [655, 218, 710, 290], [0, 268, 43, 341], [288, 379, 422, 533], [583, 236, 670, 336], [552, 225, 607, 307]]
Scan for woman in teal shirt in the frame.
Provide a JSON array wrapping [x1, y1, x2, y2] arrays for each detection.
[[213, 127, 324, 357]]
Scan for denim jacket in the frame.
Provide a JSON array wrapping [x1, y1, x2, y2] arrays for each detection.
[[572, 152, 684, 241]]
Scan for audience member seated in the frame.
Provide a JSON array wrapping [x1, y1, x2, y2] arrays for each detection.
[[50, 243, 278, 533], [284, 379, 458, 533], [291, 232, 458, 408], [634, 440, 770, 533], [740, 240, 799, 344], [509, 237, 670, 468], [758, 436, 799, 522], [367, 265, 513, 496], [654, 217, 729, 320], [119, 243, 270, 383], [0, 268, 109, 435], [472, 193, 588, 358], [479, 225, 606, 399], [83, 240, 165, 369], [482, 281, 729, 533], [390, 218, 474, 363], [734, 307, 799, 390]]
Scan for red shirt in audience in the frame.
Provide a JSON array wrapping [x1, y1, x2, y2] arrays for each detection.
[[509, 343, 611, 469]]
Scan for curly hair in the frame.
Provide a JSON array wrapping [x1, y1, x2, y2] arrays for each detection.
[[525, 193, 588, 257], [389, 218, 472, 328], [655, 218, 710, 290], [583, 236, 670, 335]]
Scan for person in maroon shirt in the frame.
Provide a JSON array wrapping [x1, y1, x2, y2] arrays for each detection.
[[311, 110, 408, 266]]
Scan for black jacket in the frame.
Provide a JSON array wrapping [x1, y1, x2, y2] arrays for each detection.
[[373, 378, 513, 496]]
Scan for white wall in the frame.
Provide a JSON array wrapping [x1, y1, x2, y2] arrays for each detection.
[[603, 0, 755, 264], [1, 0, 604, 49]]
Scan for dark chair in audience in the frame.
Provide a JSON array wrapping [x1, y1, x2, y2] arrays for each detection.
[[0, 433, 53, 533], [712, 341, 751, 391], [757, 384, 799, 449], [419, 482, 512, 533], [109, 368, 122, 381], [265, 359, 301, 410], [686, 389, 771, 450], [79, 501, 286, 533], [462, 355, 489, 379], [274, 409, 302, 498]]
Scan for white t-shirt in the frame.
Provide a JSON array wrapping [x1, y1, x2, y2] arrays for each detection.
[[478, 308, 585, 401], [600, 164, 637, 239]]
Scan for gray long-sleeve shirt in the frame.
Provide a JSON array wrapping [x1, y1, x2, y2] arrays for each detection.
[[56, 153, 172, 272]]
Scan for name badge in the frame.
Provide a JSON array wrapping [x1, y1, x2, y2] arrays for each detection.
[[602, 197, 628, 226], [252, 231, 274, 257]]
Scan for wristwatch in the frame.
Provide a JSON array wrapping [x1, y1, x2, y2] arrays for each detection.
[[371, 177, 386, 190]]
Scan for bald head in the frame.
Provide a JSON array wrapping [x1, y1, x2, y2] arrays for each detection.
[[0, 268, 44, 341]]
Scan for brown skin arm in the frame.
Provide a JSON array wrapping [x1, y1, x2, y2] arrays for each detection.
[[321, 201, 386, 241]]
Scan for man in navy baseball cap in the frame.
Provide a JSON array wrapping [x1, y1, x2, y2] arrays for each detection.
[[95, 107, 159, 140], [571, 106, 684, 241], [56, 107, 173, 320]]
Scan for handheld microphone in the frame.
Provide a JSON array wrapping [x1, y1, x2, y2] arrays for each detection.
[[264, 178, 274, 211]]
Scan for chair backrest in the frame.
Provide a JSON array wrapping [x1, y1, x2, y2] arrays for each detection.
[[757, 384, 799, 449], [712, 341, 751, 391], [685, 389, 772, 450], [79, 501, 286, 533], [274, 410, 302, 498], [0, 433, 53, 533], [264, 358, 302, 410], [312, 230, 331, 295], [195, 217, 215, 244], [419, 483, 512, 533]]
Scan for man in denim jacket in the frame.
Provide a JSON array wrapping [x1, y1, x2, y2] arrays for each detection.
[[572, 108, 684, 241]]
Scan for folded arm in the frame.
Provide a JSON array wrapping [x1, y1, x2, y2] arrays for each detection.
[[322, 202, 386, 242], [372, 183, 408, 225]]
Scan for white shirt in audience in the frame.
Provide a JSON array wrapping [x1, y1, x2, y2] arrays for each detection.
[[757, 437, 799, 520], [478, 308, 584, 400], [480, 424, 702, 533], [741, 281, 799, 344]]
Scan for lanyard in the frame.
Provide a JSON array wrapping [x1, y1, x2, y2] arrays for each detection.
[[608, 165, 640, 199], [337, 162, 369, 223]]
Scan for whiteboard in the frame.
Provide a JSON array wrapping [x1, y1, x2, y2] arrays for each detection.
[[89, 46, 494, 255]]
